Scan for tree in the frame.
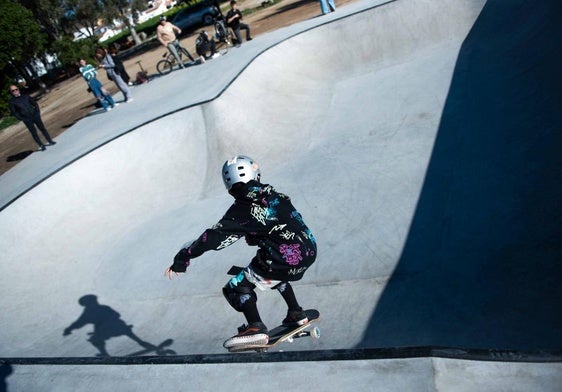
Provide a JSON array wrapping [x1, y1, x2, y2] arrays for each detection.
[[0, 0, 45, 71], [51, 35, 97, 69], [64, 0, 105, 39], [0, 0, 46, 109], [101, 0, 148, 45], [18, 0, 68, 43]]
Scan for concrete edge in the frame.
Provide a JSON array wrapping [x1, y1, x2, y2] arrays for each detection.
[[3, 347, 562, 366]]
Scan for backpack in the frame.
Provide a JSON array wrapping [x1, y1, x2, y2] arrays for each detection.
[[135, 71, 149, 84], [196, 31, 211, 55]]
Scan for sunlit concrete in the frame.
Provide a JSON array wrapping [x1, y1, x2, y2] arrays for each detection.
[[1, 0, 561, 390]]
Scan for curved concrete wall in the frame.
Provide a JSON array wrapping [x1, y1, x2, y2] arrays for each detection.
[[12, 0, 560, 360]]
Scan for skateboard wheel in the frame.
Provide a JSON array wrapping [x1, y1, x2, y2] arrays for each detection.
[[287, 336, 294, 343], [310, 326, 321, 339]]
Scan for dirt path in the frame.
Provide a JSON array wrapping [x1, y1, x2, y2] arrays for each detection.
[[0, 0, 356, 176]]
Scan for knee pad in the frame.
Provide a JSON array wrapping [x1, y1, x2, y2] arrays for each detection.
[[223, 274, 257, 312]]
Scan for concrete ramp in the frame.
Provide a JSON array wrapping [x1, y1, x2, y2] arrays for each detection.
[[362, 0, 562, 350], [1, 0, 561, 390]]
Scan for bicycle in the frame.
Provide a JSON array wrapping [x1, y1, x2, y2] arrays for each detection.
[[213, 15, 234, 47], [156, 42, 195, 75]]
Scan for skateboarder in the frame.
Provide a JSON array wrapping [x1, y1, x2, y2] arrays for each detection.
[[165, 155, 317, 348]]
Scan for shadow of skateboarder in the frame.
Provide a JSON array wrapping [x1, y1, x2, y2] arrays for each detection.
[[63, 294, 172, 357]]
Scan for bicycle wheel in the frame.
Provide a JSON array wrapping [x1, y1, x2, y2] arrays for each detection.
[[215, 22, 230, 45], [156, 59, 174, 75]]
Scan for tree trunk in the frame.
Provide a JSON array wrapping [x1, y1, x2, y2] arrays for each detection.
[[129, 25, 142, 45]]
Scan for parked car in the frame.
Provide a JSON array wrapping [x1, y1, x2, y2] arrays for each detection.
[[171, 1, 219, 33]]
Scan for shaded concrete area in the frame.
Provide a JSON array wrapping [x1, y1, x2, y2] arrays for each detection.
[[1, 0, 561, 390], [362, 0, 562, 350]]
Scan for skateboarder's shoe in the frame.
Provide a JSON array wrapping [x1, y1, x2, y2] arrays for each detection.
[[223, 322, 269, 348], [282, 309, 309, 327]]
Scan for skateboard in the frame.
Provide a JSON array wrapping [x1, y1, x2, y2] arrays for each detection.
[[226, 309, 320, 353]]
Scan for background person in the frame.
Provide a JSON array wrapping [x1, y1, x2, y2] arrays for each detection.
[[195, 30, 220, 62], [78, 59, 117, 112], [8, 85, 56, 151], [109, 47, 132, 85], [319, 0, 336, 15], [226, 1, 252, 46], [157, 16, 193, 68], [96, 48, 133, 103]]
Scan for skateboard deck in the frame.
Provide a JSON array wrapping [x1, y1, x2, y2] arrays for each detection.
[[226, 309, 320, 353]]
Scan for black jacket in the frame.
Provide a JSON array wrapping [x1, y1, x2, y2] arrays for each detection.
[[226, 9, 243, 28], [183, 181, 317, 281], [9, 94, 40, 121]]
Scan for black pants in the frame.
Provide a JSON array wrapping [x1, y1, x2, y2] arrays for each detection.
[[23, 113, 53, 147], [232, 23, 251, 44]]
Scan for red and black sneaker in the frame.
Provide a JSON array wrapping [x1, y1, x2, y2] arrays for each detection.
[[282, 309, 309, 327]]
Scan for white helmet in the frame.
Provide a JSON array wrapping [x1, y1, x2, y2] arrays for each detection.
[[222, 155, 260, 190]]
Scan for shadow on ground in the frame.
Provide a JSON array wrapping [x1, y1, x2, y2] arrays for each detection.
[[361, 0, 562, 350], [63, 294, 177, 357], [6, 151, 34, 162]]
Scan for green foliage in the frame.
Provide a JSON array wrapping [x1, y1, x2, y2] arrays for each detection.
[[65, 0, 104, 37], [18, 0, 68, 42], [0, 90, 12, 118], [0, 115, 19, 132], [0, 0, 45, 70], [103, 0, 147, 24], [0, 0, 46, 116], [52, 36, 99, 68], [182, 0, 206, 6]]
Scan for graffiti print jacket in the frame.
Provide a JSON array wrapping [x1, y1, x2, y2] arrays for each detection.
[[174, 180, 317, 281]]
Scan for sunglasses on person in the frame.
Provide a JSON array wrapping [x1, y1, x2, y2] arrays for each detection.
[[10, 88, 19, 93]]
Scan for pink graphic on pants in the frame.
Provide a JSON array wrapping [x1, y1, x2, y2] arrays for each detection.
[[280, 243, 302, 265]]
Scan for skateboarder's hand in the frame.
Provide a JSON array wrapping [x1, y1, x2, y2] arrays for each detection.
[[164, 267, 181, 280], [165, 263, 190, 279], [165, 248, 191, 279]]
